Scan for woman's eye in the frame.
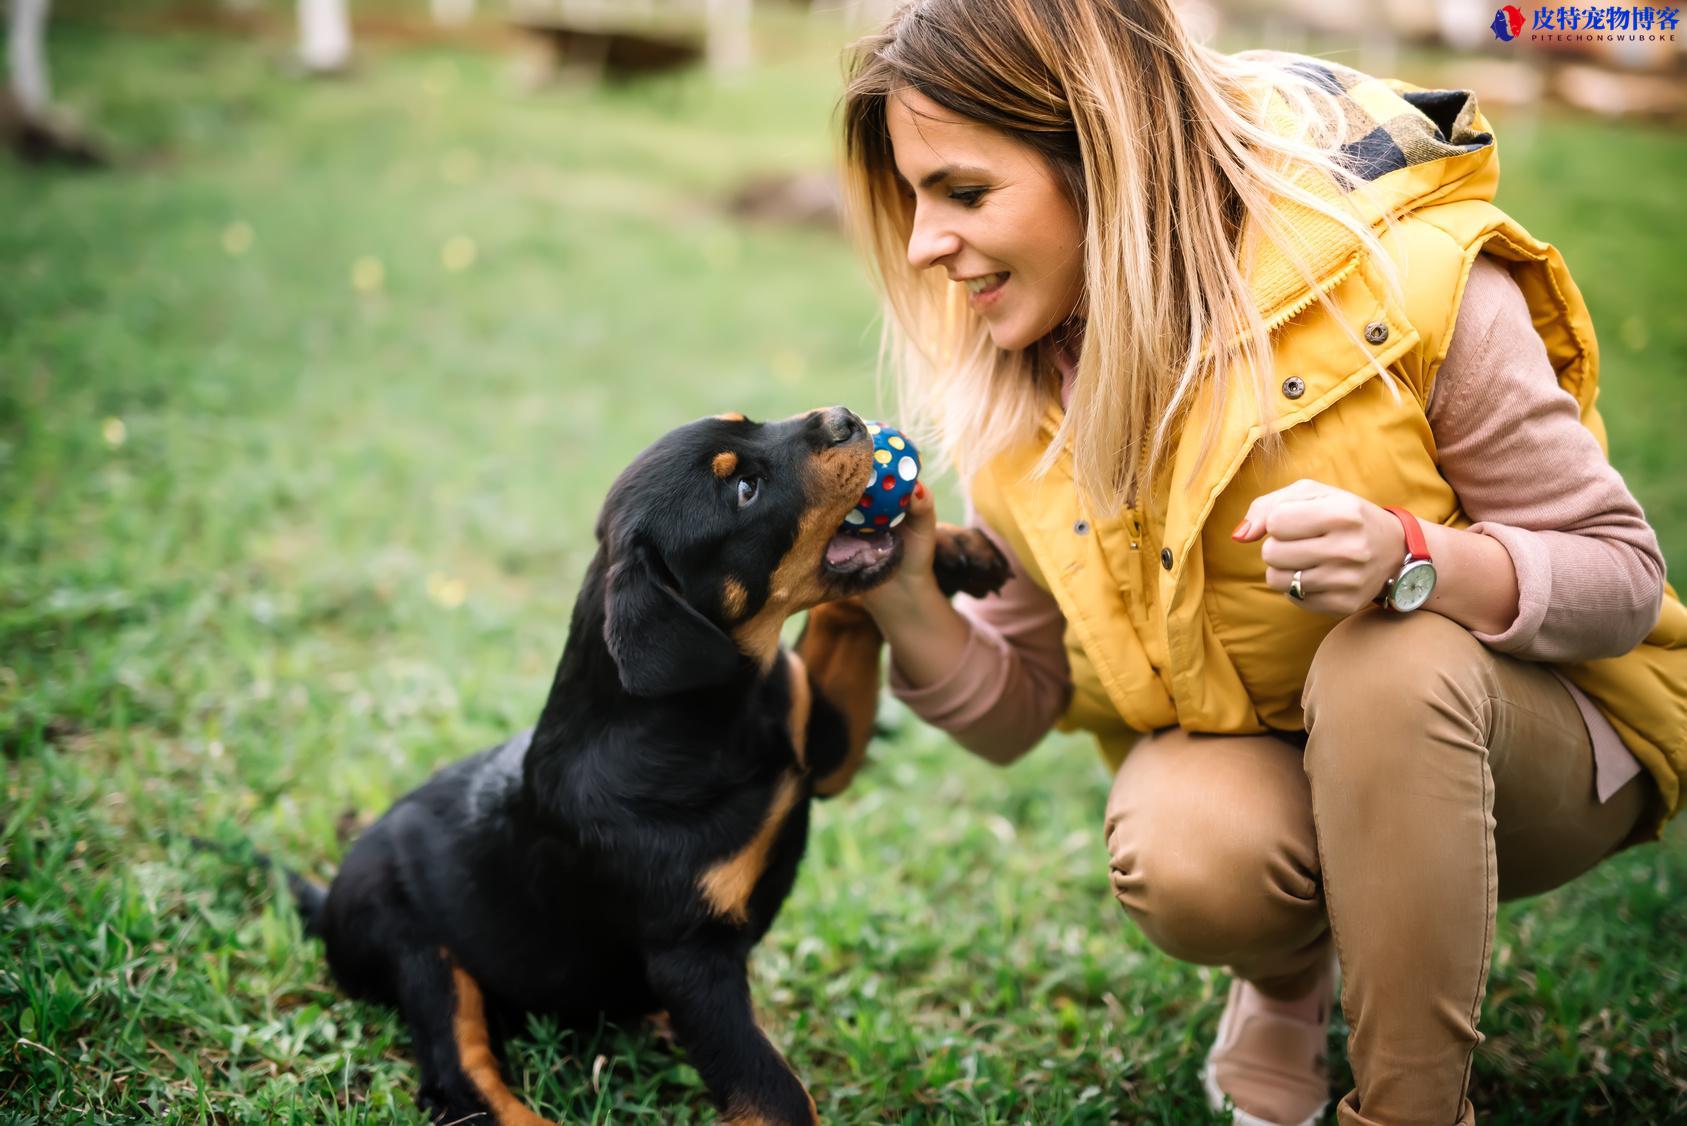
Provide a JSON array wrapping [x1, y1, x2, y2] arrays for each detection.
[[949, 187, 987, 206], [737, 477, 760, 507]]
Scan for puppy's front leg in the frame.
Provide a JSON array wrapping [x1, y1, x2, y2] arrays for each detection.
[[795, 525, 1012, 797], [643, 941, 818, 1125], [793, 598, 881, 798]]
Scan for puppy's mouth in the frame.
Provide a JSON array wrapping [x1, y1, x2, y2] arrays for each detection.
[[811, 416, 900, 590], [822, 527, 902, 585]]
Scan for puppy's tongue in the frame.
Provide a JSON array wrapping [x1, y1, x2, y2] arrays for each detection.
[[830, 533, 883, 567]]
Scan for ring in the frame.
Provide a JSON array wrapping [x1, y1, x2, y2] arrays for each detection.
[[1288, 570, 1306, 601]]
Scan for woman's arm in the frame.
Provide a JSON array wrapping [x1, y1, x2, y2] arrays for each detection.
[[862, 492, 1071, 764], [1238, 255, 1665, 660], [1428, 254, 1666, 661]]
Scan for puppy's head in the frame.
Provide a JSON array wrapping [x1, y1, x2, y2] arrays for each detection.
[[597, 407, 902, 697]]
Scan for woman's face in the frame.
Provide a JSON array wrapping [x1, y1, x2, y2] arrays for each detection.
[[886, 88, 1086, 352]]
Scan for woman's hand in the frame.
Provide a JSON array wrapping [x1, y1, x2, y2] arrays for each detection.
[[859, 482, 941, 619], [1232, 479, 1406, 616], [854, 482, 977, 688]]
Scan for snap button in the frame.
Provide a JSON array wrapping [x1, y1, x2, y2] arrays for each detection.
[[1364, 321, 1389, 345], [1074, 519, 1090, 535], [1160, 547, 1173, 570], [1281, 376, 1305, 400]]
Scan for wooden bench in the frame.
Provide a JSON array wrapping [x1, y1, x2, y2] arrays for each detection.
[[508, 1, 708, 81]]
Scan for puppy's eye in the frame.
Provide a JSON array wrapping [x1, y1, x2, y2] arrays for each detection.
[[737, 477, 760, 507]]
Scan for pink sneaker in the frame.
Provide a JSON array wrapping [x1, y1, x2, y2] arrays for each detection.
[[1201, 960, 1335, 1126]]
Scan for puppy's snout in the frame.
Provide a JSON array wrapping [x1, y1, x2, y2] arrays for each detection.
[[818, 407, 864, 447]]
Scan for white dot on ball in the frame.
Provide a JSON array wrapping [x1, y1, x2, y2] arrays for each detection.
[[897, 456, 917, 480], [890, 512, 906, 527], [844, 509, 866, 525]]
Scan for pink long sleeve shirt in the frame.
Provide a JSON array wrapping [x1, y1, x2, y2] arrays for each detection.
[[891, 255, 1665, 801]]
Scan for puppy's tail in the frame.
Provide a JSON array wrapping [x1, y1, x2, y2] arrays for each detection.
[[188, 835, 329, 939]]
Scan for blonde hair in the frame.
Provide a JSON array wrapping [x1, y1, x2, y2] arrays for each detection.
[[840, 0, 1402, 515]]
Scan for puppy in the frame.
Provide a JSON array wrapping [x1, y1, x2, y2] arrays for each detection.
[[293, 408, 1009, 1124]]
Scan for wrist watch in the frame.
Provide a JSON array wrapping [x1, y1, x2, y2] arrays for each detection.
[[1378, 505, 1437, 612]]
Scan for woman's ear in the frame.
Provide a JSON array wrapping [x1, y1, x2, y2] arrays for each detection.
[[602, 539, 743, 697]]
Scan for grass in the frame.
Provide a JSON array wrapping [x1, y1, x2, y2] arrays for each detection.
[[3, 11, 1684, 1123]]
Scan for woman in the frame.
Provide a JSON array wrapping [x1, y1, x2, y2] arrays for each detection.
[[837, 1, 1685, 1123]]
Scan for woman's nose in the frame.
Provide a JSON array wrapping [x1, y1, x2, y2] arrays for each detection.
[[906, 207, 961, 271]]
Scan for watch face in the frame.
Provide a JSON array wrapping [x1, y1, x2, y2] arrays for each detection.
[[1392, 561, 1436, 612]]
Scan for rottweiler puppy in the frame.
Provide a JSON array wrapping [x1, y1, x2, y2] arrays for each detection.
[[292, 407, 1009, 1125]]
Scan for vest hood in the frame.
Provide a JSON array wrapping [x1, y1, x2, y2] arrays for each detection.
[[1236, 52, 1500, 330]]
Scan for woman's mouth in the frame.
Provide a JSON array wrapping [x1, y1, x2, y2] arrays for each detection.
[[962, 272, 1009, 307]]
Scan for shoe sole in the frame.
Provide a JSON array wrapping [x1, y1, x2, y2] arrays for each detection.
[[1201, 1058, 1327, 1126]]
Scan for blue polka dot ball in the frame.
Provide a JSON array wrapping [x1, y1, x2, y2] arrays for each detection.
[[842, 422, 920, 536]]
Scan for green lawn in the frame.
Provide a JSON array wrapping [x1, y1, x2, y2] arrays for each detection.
[[3, 13, 1684, 1123]]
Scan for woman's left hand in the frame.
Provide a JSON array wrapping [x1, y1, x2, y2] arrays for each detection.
[[1232, 479, 1406, 615]]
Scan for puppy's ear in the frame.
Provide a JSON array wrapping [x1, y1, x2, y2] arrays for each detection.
[[603, 540, 742, 697]]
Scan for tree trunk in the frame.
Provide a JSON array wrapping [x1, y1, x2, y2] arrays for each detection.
[[706, 0, 750, 75], [298, 0, 352, 74], [8, 0, 51, 117], [4, 0, 104, 165]]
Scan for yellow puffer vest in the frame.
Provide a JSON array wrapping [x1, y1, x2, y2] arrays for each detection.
[[969, 59, 1686, 830]]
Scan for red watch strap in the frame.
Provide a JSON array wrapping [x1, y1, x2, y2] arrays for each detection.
[[1382, 505, 1430, 562]]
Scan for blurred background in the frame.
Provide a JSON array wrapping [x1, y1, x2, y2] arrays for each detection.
[[3, 1, 1684, 1122]]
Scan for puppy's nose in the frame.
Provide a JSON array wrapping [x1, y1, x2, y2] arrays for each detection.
[[819, 406, 864, 446]]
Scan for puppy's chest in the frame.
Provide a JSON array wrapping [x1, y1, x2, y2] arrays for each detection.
[[693, 741, 811, 929], [759, 647, 813, 771], [698, 802, 808, 928]]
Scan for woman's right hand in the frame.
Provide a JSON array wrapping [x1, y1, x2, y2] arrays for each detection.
[[859, 482, 941, 621], [855, 482, 981, 689]]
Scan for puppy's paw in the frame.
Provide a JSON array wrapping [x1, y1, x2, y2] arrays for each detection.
[[932, 524, 1013, 599], [416, 1083, 492, 1125]]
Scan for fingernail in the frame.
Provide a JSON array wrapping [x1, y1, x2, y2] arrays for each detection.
[[915, 482, 926, 499], [1231, 520, 1249, 539]]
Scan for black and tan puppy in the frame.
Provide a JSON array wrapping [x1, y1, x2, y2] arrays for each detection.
[[292, 407, 1009, 1125]]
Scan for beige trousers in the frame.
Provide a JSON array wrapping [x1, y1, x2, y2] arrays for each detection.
[[1103, 609, 1653, 1125]]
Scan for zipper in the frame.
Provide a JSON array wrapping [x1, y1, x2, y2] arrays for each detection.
[[1123, 436, 1150, 520]]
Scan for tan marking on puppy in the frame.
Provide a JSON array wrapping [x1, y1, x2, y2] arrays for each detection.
[[729, 505, 830, 668], [723, 1089, 820, 1126], [645, 1009, 676, 1044], [722, 577, 748, 620], [730, 430, 875, 669], [712, 450, 739, 479], [714, 411, 747, 422], [784, 650, 812, 770], [698, 772, 802, 924], [450, 964, 559, 1126]]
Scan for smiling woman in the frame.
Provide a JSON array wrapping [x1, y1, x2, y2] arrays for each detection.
[[885, 89, 1086, 353], [834, 1, 1687, 1123]]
